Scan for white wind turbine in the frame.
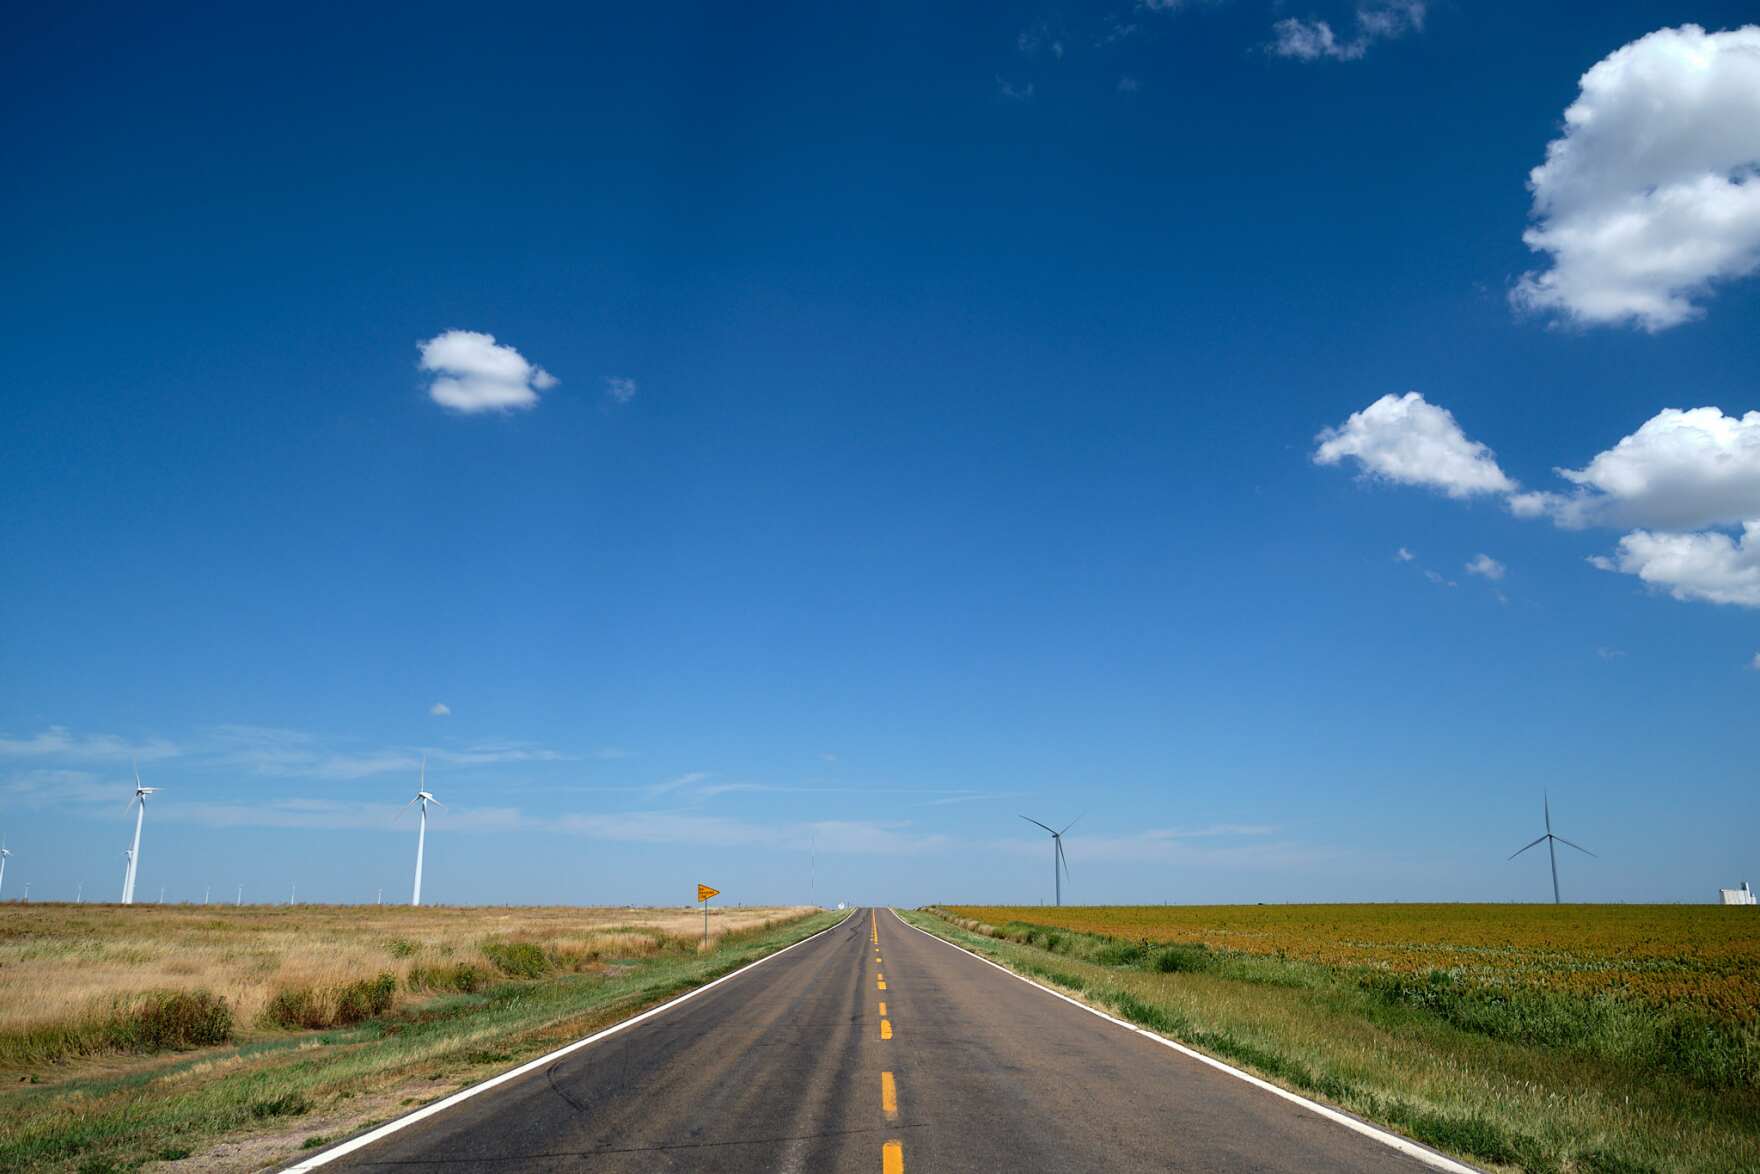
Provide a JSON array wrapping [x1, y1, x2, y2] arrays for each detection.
[[122, 761, 158, 905], [399, 755, 444, 906], [1020, 814, 1081, 906], [0, 841, 10, 901]]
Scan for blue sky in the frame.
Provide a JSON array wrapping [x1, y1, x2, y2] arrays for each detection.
[[3, 2, 1758, 907]]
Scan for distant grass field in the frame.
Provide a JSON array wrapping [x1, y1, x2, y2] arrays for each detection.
[[908, 904, 1760, 1174], [0, 903, 835, 1172]]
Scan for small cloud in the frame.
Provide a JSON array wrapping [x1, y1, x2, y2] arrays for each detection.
[[1395, 547, 1415, 562], [1750, 651, 1760, 671], [1465, 553, 1506, 581], [1596, 647, 1626, 661], [604, 376, 638, 404], [1095, 17, 1137, 46], [1423, 570, 1457, 588], [1314, 392, 1515, 500], [429, 702, 451, 717], [997, 77, 1035, 101], [1051, 39, 1065, 59], [1268, 0, 1425, 62], [418, 330, 557, 414], [1117, 75, 1140, 93]]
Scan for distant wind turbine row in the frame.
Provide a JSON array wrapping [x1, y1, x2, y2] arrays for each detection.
[[5, 764, 1594, 906], [80, 756, 444, 907]]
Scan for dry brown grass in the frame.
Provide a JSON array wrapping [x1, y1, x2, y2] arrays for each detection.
[[0, 902, 809, 1063]]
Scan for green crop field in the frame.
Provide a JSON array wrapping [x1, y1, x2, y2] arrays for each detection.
[[906, 904, 1760, 1173]]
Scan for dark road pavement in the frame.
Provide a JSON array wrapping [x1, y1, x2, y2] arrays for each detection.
[[306, 908, 1463, 1172]]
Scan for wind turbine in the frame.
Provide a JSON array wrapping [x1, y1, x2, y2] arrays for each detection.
[[1020, 814, 1081, 906], [122, 760, 158, 905], [400, 755, 444, 906], [0, 842, 9, 901], [121, 851, 133, 900], [1508, 793, 1595, 904]]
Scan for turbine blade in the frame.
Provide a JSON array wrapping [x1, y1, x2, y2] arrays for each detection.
[[1057, 837, 1070, 880], [392, 796, 419, 825], [1019, 815, 1058, 835], [1059, 812, 1086, 836], [420, 752, 427, 789], [133, 756, 141, 789], [1507, 834, 1547, 861], [1544, 792, 1551, 833], [1554, 835, 1596, 858]]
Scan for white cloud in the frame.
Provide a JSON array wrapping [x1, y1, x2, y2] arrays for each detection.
[[1269, 1, 1425, 62], [1314, 392, 1516, 499], [1395, 546, 1415, 561], [418, 330, 557, 413], [1117, 75, 1140, 93], [1512, 25, 1760, 331], [604, 376, 637, 404], [1465, 553, 1506, 580], [1423, 569, 1457, 588], [551, 809, 950, 854], [1589, 524, 1760, 607], [0, 727, 178, 762], [1751, 651, 1760, 670], [1523, 407, 1760, 531], [205, 725, 562, 779], [997, 77, 1035, 101], [429, 702, 450, 717]]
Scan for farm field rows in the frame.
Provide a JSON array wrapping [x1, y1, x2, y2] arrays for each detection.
[[915, 904, 1760, 1173], [945, 903, 1760, 1023]]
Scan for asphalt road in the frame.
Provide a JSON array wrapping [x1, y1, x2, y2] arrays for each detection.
[[315, 908, 1453, 1172]]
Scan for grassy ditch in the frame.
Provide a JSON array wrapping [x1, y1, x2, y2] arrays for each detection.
[[900, 907, 1760, 1174], [0, 906, 841, 1172]]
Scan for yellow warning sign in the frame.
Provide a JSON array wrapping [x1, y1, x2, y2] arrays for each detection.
[[697, 884, 720, 902]]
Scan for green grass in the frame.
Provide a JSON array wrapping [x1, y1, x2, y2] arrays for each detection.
[[0, 909, 841, 1172], [899, 908, 1760, 1174]]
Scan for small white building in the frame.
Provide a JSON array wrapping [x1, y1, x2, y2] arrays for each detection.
[[1719, 881, 1756, 905]]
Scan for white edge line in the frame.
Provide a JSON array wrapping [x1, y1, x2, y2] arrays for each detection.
[[283, 909, 860, 1171], [889, 908, 1481, 1174]]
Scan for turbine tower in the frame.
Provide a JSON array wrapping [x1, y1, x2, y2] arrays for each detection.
[[1020, 814, 1080, 906], [0, 842, 10, 901], [402, 755, 443, 906], [122, 760, 158, 905], [1508, 792, 1595, 904]]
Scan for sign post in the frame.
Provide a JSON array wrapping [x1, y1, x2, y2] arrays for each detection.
[[697, 883, 720, 947]]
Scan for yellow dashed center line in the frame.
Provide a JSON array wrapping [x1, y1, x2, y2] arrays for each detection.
[[880, 1018, 892, 1040], [881, 1071, 898, 1120], [877, 1001, 886, 1015], [883, 1138, 904, 1173]]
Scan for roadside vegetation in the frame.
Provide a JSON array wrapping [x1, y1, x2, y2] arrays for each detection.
[[0, 903, 836, 1172], [904, 905, 1760, 1174]]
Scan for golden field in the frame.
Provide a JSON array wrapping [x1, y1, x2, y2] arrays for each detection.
[[0, 902, 811, 1063]]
